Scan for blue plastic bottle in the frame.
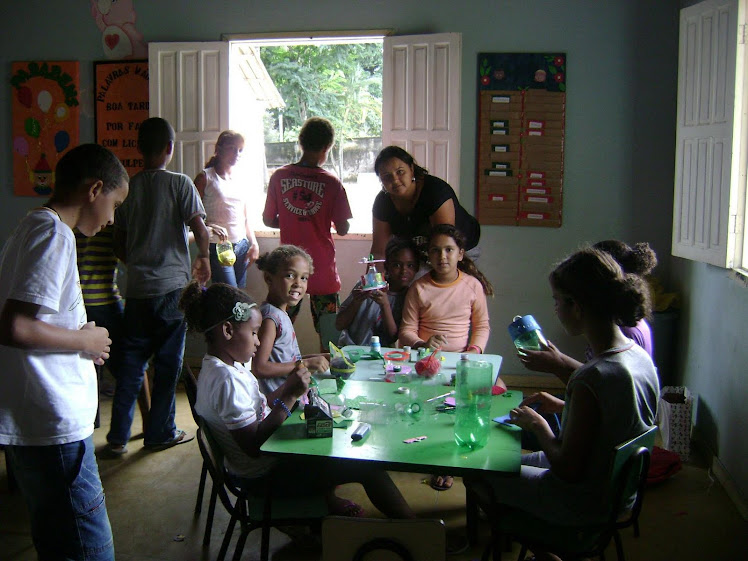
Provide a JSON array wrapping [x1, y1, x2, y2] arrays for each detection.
[[508, 314, 548, 351]]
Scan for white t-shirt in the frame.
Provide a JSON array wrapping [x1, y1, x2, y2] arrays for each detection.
[[194, 354, 276, 478], [0, 209, 97, 446], [201, 167, 249, 244]]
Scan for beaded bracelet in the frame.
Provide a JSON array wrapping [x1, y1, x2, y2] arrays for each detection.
[[273, 398, 293, 418]]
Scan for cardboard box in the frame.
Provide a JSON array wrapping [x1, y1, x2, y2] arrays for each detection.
[[304, 389, 333, 438]]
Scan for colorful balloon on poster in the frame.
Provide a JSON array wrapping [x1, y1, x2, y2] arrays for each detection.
[[54, 104, 69, 122], [54, 130, 70, 153], [24, 117, 41, 138], [13, 136, 29, 157], [37, 90, 53, 113], [17, 86, 32, 108]]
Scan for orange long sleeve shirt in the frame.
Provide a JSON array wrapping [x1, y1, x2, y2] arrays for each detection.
[[399, 271, 490, 352]]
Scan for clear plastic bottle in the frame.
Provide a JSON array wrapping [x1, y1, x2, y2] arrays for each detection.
[[454, 357, 492, 450], [508, 314, 548, 351]]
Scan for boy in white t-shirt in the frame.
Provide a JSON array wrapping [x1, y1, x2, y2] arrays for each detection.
[[0, 144, 129, 561]]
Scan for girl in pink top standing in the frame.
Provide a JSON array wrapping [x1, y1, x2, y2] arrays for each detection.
[[194, 130, 259, 288], [399, 224, 493, 354]]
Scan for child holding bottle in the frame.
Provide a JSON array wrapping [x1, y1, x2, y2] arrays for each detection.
[[464, 247, 659, 559], [194, 130, 259, 287], [336, 237, 420, 347], [399, 224, 493, 354], [253, 245, 330, 396], [181, 281, 414, 519], [518, 240, 658, 384]]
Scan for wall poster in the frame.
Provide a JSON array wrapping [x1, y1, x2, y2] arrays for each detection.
[[94, 60, 149, 179], [11, 61, 80, 196], [476, 53, 566, 227]]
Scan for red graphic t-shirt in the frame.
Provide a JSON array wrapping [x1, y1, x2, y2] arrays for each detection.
[[263, 164, 352, 295]]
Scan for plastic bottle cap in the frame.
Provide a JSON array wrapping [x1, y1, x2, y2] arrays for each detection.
[[460, 353, 469, 360]]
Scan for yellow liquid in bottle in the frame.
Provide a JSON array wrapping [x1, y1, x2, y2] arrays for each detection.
[[217, 249, 236, 266]]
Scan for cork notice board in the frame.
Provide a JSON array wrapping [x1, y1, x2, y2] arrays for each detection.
[[94, 61, 149, 179], [476, 53, 566, 227]]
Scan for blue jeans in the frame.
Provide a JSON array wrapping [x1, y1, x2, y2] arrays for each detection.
[[209, 238, 249, 287], [86, 301, 125, 429], [6, 436, 114, 560], [107, 289, 186, 446]]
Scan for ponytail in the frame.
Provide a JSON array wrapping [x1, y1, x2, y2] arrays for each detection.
[[458, 255, 493, 297]]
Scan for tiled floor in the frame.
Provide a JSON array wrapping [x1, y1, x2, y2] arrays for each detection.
[[1, 388, 747, 560]]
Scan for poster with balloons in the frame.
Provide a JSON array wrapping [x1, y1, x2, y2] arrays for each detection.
[[94, 60, 149, 179], [11, 61, 80, 196]]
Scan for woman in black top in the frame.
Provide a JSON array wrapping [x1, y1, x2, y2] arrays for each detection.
[[371, 146, 480, 263]]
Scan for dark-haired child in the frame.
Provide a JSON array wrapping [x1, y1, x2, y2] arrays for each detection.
[[252, 245, 329, 396], [465, 247, 659, 559], [399, 224, 493, 353], [107, 117, 211, 454], [336, 237, 419, 347], [519, 240, 658, 384], [0, 143, 129, 560], [180, 281, 414, 519], [262, 117, 352, 349]]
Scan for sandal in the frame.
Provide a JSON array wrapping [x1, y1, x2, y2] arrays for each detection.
[[144, 429, 194, 451], [429, 474, 454, 491], [330, 497, 365, 517]]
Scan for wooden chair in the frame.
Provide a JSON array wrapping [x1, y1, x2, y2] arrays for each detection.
[[472, 426, 657, 561], [321, 516, 447, 561], [196, 419, 328, 561]]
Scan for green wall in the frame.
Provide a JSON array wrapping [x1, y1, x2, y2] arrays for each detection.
[[1, 0, 744, 507]]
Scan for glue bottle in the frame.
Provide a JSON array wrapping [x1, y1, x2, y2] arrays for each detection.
[[370, 335, 381, 356]]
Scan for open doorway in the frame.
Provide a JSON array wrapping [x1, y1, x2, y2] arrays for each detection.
[[228, 38, 384, 234]]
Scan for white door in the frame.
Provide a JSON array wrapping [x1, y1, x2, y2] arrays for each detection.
[[148, 42, 229, 180], [382, 33, 462, 194], [672, 0, 743, 267]]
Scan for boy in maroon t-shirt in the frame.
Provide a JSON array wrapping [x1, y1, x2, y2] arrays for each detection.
[[262, 117, 352, 348]]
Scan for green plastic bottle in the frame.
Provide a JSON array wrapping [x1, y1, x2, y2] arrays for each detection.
[[454, 356, 492, 450]]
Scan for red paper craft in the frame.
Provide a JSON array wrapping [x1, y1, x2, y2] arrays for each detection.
[[415, 348, 442, 378]]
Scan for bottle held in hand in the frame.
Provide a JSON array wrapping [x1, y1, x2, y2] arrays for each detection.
[[216, 241, 236, 266], [508, 314, 548, 351]]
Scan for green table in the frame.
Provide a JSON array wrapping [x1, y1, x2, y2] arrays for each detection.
[[260, 380, 522, 476]]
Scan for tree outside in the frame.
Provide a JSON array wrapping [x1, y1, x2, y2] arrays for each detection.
[[260, 42, 383, 181]]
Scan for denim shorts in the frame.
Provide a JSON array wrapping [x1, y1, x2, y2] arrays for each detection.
[[7, 436, 114, 560]]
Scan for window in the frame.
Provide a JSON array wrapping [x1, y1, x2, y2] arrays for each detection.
[[673, 0, 747, 275], [229, 37, 384, 234], [148, 32, 462, 236]]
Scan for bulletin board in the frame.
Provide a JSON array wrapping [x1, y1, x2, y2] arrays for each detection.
[[94, 60, 149, 178], [10, 61, 80, 196], [476, 53, 566, 227]]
